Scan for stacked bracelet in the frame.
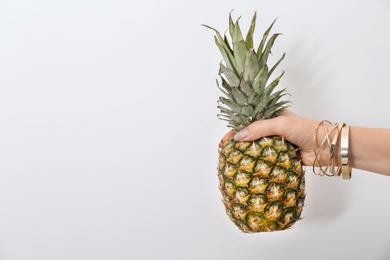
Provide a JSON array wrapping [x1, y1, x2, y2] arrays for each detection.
[[340, 125, 352, 179], [313, 121, 352, 179]]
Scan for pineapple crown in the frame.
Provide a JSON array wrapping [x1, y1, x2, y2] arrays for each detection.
[[204, 12, 290, 131]]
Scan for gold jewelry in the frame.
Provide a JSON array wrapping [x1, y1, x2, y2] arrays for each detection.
[[340, 125, 352, 179], [313, 121, 345, 177], [329, 122, 345, 175]]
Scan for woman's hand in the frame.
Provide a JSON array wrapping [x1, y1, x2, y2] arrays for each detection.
[[219, 111, 320, 166]]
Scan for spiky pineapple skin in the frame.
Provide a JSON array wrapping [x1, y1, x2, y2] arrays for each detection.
[[218, 136, 305, 232]]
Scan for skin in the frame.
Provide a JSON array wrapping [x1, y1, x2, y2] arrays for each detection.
[[219, 110, 390, 177]]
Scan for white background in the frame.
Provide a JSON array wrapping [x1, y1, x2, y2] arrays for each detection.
[[1, 0, 390, 259]]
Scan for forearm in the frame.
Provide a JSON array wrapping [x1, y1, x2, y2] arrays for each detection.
[[349, 126, 390, 176]]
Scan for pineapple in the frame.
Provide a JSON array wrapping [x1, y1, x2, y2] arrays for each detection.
[[204, 12, 305, 232]]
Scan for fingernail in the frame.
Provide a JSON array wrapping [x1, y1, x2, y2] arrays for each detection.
[[234, 129, 249, 140]]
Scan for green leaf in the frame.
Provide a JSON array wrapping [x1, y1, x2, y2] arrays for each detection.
[[247, 91, 259, 105], [234, 40, 248, 75], [216, 79, 232, 99], [252, 65, 269, 94], [240, 104, 255, 117], [229, 12, 244, 43], [229, 14, 247, 75], [238, 78, 253, 98], [243, 49, 260, 82], [258, 33, 281, 69], [256, 18, 277, 61], [268, 53, 285, 78], [202, 24, 236, 71], [231, 87, 248, 105], [264, 71, 285, 96], [219, 97, 241, 112], [219, 63, 240, 87], [245, 11, 257, 49]]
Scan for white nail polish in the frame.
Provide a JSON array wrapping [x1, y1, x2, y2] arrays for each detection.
[[234, 129, 249, 140]]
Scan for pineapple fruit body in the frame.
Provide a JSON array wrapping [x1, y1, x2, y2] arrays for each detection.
[[218, 137, 305, 232]]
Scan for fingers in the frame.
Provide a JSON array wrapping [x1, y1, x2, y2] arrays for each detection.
[[219, 130, 235, 148], [219, 110, 301, 144], [234, 117, 285, 142]]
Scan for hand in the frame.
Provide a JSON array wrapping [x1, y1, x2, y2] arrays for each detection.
[[219, 110, 320, 166]]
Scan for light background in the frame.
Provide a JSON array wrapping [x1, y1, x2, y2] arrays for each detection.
[[1, 0, 390, 259]]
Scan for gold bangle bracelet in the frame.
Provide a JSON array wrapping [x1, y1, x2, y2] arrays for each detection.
[[313, 121, 344, 177], [340, 125, 352, 179]]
